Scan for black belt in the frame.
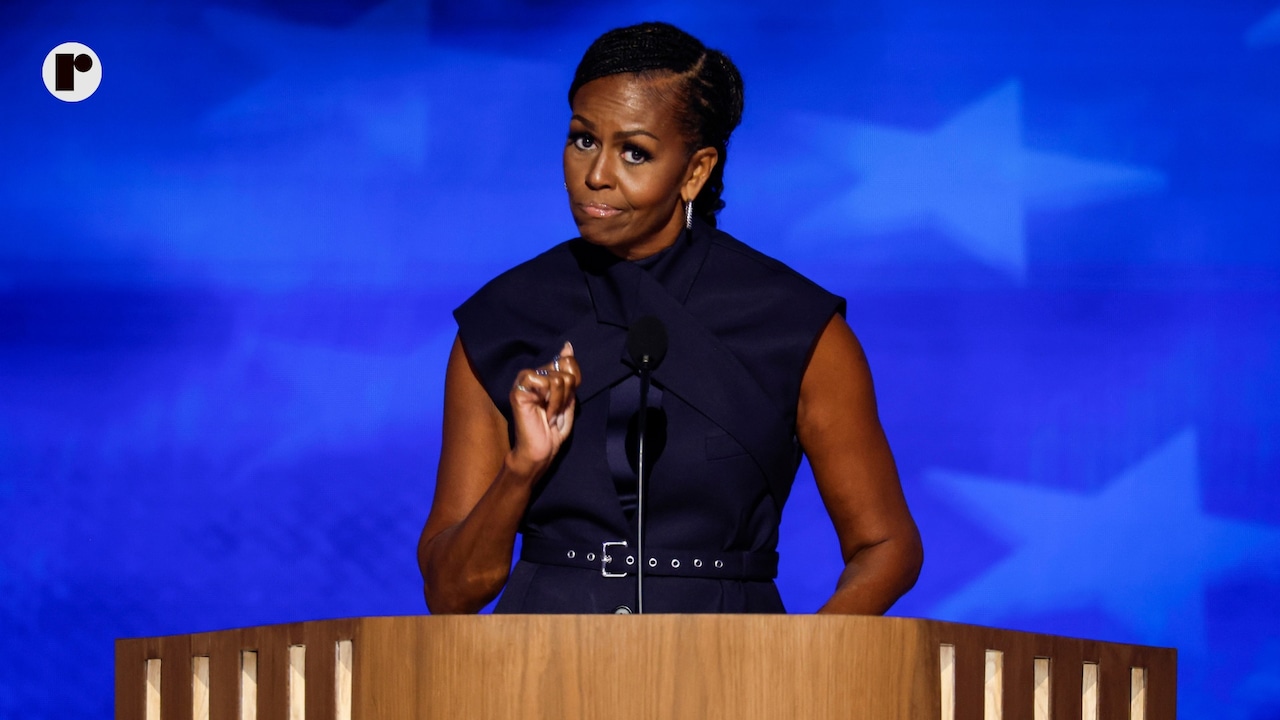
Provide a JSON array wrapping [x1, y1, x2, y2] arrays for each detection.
[[520, 536, 778, 581]]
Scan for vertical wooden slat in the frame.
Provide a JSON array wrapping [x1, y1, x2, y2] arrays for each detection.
[[256, 629, 284, 720], [1131, 667, 1147, 720], [1145, 647, 1177, 719], [255, 626, 293, 719], [998, 641, 1033, 719], [941, 644, 957, 720], [116, 640, 149, 720], [201, 630, 240, 720], [1081, 662, 1099, 720], [1033, 658, 1052, 720], [1098, 644, 1132, 720], [158, 635, 191, 720], [193, 656, 211, 720], [258, 625, 284, 712], [288, 645, 306, 720], [335, 640, 354, 720], [1051, 643, 1083, 720], [240, 651, 258, 720], [984, 650, 1003, 720], [189, 634, 218, 720], [955, 641, 986, 720], [144, 658, 162, 720], [304, 622, 336, 719]]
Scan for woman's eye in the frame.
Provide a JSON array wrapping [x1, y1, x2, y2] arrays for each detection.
[[571, 134, 595, 150], [623, 146, 650, 164]]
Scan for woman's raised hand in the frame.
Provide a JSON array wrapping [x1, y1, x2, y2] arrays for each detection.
[[508, 342, 581, 475]]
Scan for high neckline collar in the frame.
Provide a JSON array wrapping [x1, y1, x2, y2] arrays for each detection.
[[573, 219, 713, 328]]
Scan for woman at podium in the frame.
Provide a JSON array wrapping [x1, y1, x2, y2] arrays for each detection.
[[418, 22, 922, 615]]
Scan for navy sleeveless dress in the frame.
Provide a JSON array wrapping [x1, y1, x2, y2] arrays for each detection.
[[453, 219, 844, 613]]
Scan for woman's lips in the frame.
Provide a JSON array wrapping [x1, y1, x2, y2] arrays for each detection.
[[582, 202, 621, 218]]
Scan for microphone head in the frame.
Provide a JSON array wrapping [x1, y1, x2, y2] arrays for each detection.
[[627, 315, 668, 370]]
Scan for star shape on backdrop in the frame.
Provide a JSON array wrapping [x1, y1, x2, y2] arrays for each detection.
[[1247, 6, 1280, 47], [86, 0, 565, 290], [926, 428, 1280, 654], [791, 81, 1166, 280], [202, 0, 434, 168]]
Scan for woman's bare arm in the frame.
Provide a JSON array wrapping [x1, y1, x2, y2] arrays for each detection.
[[797, 315, 923, 615], [417, 336, 579, 613]]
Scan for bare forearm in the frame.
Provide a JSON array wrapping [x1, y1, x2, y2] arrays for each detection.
[[419, 454, 545, 614], [816, 535, 923, 615]]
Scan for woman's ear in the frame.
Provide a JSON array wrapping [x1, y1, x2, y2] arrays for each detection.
[[681, 147, 720, 203]]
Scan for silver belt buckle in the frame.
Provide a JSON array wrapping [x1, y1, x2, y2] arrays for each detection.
[[602, 540, 628, 577]]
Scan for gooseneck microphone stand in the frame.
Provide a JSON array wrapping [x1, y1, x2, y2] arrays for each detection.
[[627, 316, 667, 615], [635, 358, 652, 614]]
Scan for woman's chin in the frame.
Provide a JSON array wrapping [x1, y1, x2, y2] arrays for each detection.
[[573, 222, 629, 251], [571, 215, 680, 260], [578, 234, 631, 258]]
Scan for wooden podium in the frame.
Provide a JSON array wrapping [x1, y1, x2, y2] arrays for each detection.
[[116, 615, 1175, 719]]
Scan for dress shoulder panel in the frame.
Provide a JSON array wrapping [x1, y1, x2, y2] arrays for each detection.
[[453, 240, 592, 416], [691, 228, 847, 422]]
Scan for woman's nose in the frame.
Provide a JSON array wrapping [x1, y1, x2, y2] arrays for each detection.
[[586, 151, 614, 189]]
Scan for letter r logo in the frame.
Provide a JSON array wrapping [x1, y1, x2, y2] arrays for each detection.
[[43, 42, 102, 102]]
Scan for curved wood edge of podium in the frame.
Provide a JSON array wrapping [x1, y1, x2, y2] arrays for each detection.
[[115, 615, 1175, 720]]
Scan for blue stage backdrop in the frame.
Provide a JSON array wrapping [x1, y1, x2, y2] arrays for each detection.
[[3, 0, 1279, 716]]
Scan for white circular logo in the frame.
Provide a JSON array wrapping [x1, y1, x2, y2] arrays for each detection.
[[43, 42, 102, 102]]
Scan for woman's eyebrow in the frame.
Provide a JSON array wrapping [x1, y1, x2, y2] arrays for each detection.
[[613, 129, 660, 142], [570, 115, 660, 142]]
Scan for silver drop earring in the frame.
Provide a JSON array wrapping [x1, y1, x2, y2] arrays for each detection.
[[685, 199, 694, 229]]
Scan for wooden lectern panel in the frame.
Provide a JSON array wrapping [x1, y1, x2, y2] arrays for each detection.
[[117, 615, 1176, 719], [354, 615, 932, 718]]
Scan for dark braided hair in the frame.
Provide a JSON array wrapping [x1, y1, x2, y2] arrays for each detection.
[[568, 22, 744, 228]]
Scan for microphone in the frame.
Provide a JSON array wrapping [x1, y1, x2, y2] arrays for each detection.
[[626, 315, 666, 614], [627, 315, 668, 371]]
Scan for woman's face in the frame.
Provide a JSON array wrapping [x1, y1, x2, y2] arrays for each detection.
[[564, 73, 717, 260]]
